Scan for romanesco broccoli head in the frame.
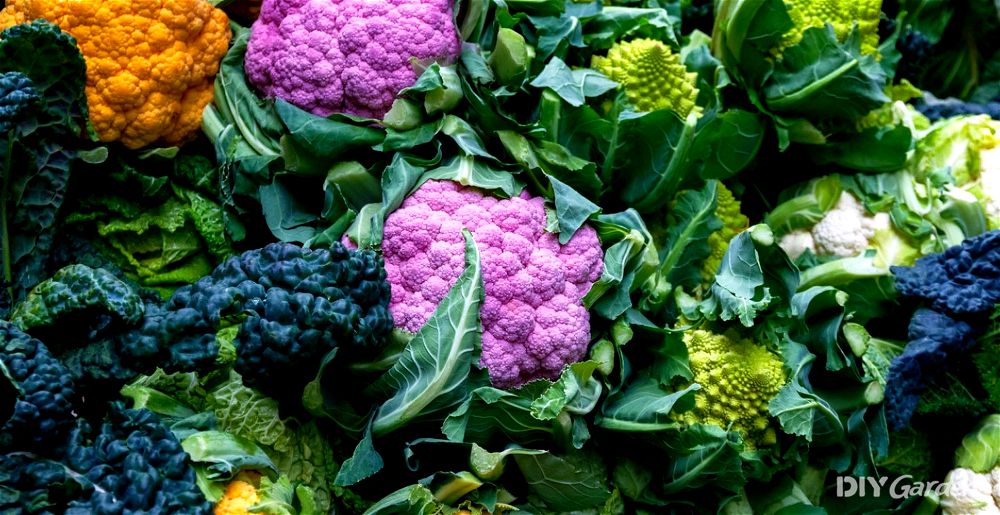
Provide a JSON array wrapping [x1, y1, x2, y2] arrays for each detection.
[[702, 183, 749, 283], [780, 0, 882, 56], [678, 329, 786, 447], [591, 38, 700, 117]]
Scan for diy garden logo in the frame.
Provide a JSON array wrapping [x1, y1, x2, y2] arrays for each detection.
[[835, 475, 951, 499]]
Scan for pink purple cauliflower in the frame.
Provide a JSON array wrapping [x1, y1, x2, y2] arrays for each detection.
[[244, 0, 462, 118], [376, 180, 604, 389]]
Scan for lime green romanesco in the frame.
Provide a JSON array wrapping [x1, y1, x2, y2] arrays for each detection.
[[591, 38, 700, 117], [780, 0, 882, 55], [702, 183, 749, 283], [678, 329, 787, 447]]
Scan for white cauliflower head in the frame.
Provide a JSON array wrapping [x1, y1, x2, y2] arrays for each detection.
[[941, 468, 1000, 515], [778, 192, 890, 260]]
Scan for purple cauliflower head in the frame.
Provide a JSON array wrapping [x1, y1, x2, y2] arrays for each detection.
[[244, 0, 461, 118], [375, 179, 604, 389]]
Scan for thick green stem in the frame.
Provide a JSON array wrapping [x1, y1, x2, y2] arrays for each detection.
[[1, 133, 14, 303], [633, 113, 699, 213], [600, 99, 623, 185]]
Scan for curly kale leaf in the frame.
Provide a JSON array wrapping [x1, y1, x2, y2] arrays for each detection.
[[891, 230, 1000, 317], [0, 21, 88, 314], [0, 321, 78, 451], [11, 264, 144, 334], [0, 453, 88, 514], [63, 403, 212, 514], [11, 243, 393, 408], [884, 309, 977, 430]]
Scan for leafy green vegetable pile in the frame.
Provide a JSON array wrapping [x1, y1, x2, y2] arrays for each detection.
[[2, 0, 1000, 513]]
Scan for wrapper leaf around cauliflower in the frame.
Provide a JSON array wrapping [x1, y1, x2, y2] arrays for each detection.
[[677, 329, 787, 447], [374, 179, 604, 389], [591, 38, 700, 117], [0, 0, 232, 148], [244, 0, 461, 118], [779, 0, 882, 56]]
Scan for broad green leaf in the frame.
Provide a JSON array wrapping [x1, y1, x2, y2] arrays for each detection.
[[259, 177, 319, 243], [361, 484, 437, 515], [597, 379, 699, 432], [513, 451, 611, 511], [275, 99, 384, 159], [181, 431, 277, 480], [764, 26, 889, 120], [442, 384, 561, 448], [582, 7, 679, 49], [371, 231, 483, 435], [710, 229, 773, 326], [530, 361, 602, 420], [440, 115, 496, 159], [334, 421, 384, 487], [422, 154, 522, 198], [693, 110, 766, 181], [529, 57, 618, 107], [791, 287, 850, 372], [661, 424, 745, 494], [207, 371, 295, 454], [768, 340, 843, 442], [497, 130, 602, 198], [549, 176, 601, 244], [617, 110, 699, 212], [658, 181, 723, 290]]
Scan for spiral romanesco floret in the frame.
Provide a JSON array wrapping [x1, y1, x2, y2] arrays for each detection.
[[678, 329, 786, 447], [702, 183, 749, 283], [780, 0, 882, 56], [591, 38, 700, 117]]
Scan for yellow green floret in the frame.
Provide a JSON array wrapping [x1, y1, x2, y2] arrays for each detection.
[[591, 38, 701, 117], [677, 329, 787, 447], [780, 0, 883, 56], [702, 183, 749, 283]]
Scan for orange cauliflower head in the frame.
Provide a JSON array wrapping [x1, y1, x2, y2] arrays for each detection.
[[0, 0, 231, 149]]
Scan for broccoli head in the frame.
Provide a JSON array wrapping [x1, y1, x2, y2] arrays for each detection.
[[676, 329, 787, 447], [0, 321, 77, 451], [591, 38, 700, 117]]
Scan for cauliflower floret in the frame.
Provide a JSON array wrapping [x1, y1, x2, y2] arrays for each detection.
[[992, 468, 1000, 507], [778, 229, 817, 260], [372, 180, 604, 389], [779, 192, 890, 260], [244, 0, 461, 118], [941, 468, 1000, 515]]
